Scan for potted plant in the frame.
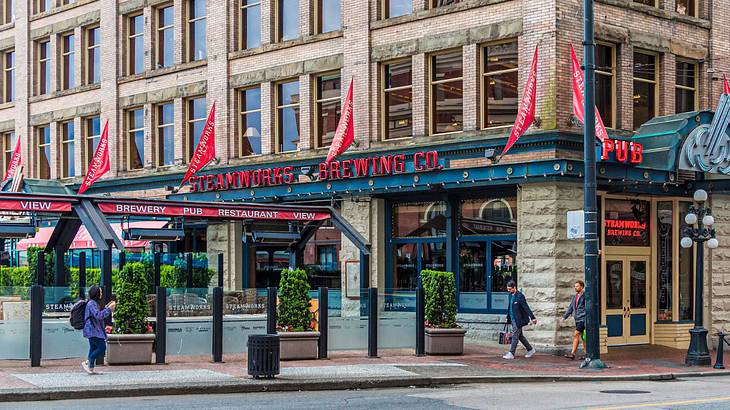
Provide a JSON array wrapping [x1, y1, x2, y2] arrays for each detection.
[[422, 269, 466, 355], [277, 268, 319, 360], [106, 262, 155, 365]]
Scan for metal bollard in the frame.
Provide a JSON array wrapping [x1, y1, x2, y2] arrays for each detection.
[[153, 253, 161, 288], [186, 253, 194, 289], [155, 286, 167, 364], [119, 252, 126, 270], [267, 287, 277, 335], [78, 253, 87, 301], [318, 287, 328, 359], [212, 287, 223, 363], [30, 285, 44, 367], [217, 253, 224, 288], [714, 332, 728, 370], [368, 287, 378, 358], [416, 286, 425, 357]]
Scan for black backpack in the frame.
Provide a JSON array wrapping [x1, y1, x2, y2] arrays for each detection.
[[69, 300, 88, 330]]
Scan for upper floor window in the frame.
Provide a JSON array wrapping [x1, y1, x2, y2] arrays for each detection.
[[128, 14, 144, 75], [86, 27, 100, 84], [61, 33, 75, 90], [633, 52, 658, 130], [157, 5, 175, 68], [277, 0, 299, 42], [3, 49, 14, 103], [383, 0, 411, 18], [62, 0, 75, 4], [431, 0, 462, 7], [37, 126, 51, 179], [1, 131, 15, 179], [676, 0, 696, 16], [84, 116, 100, 170], [633, 0, 656, 5], [188, 0, 206, 61], [186, 97, 206, 161], [430, 51, 463, 134], [2, 0, 14, 24], [127, 108, 145, 170], [383, 60, 412, 139], [676, 60, 697, 113], [276, 80, 300, 152], [240, 0, 261, 50], [239, 87, 262, 156], [156, 102, 175, 166], [596, 43, 616, 128], [36, 0, 53, 14], [60, 121, 75, 178], [316, 0, 341, 34], [315, 74, 341, 148], [482, 41, 518, 128], [37, 40, 51, 95]]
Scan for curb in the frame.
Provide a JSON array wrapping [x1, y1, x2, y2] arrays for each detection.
[[1, 370, 730, 402]]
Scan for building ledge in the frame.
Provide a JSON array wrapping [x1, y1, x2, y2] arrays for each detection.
[[228, 31, 343, 61], [28, 0, 99, 22], [118, 60, 208, 84], [0, 101, 14, 111], [596, 0, 711, 29], [0, 21, 14, 33], [371, 0, 512, 30], [29, 83, 101, 103]]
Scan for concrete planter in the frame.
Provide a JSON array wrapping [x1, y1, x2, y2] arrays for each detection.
[[277, 331, 320, 360], [425, 328, 466, 355], [106, 334, 155, 365]]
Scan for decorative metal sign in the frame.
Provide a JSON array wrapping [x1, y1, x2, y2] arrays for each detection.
[[97, 202, 330, 221], [679, 94, 730, 174]]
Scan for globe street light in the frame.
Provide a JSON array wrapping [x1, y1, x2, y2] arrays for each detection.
[[683, 189, 718, 366]]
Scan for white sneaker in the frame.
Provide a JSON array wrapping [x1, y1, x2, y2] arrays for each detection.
[[502, 352, 515, 359], [525, 348, 537, 358], [81, 360, 92, 375]]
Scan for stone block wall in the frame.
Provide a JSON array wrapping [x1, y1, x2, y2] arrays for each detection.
[[206, 222, 243, 290], [708, 194, 730, 347], [516, 182, 585, 350]]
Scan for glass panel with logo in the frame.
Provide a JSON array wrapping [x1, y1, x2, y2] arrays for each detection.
[[604, 199, 650, 247], [679, 202, 694, 321], [490, 240, 516, 310], [459, 241, 487, 310], [656, 202, 673, 321]]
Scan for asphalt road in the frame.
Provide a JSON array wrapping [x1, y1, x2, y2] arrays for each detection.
[[3, 376, 730, 409]]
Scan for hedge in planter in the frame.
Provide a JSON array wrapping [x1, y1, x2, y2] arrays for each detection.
[[277, 268, 313, 332], [421, 269, 457, 328], [114, 262, 149, 334]]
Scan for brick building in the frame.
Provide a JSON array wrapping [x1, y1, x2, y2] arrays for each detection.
[[1, 0, 729, 353]]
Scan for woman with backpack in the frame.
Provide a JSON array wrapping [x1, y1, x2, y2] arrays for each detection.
[[82, 285, 115, 374]]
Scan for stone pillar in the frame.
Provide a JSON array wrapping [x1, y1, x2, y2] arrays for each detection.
[[708, 195, 730, 348], [207, 222, 244, 290], [339, 197, 377, 316], [517, 183, 584, 351]]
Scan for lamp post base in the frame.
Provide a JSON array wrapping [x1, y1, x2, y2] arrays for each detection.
[[579, 357, 608, 369], [685, 326, 711, 366]]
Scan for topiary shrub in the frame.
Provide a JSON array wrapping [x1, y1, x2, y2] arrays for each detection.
[[421, 269, 458, 329], [277, 268, 313, 332], [114, 262, 149, 334], [0, 266, 30, 287]]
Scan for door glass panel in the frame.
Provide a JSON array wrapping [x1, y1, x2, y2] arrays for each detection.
[[606, 260, 623, 309], [394, 243, 418, 290], [491, 240, 516, 310], [421, 242, 446, 271], [630, 260, 647, 309], [459, 241, 487, 310]]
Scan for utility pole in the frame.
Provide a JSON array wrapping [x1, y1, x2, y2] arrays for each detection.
[[580, 0, 606, 370]]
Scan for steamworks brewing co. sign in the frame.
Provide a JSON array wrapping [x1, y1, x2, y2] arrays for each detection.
[[187, 150, 442, 193]]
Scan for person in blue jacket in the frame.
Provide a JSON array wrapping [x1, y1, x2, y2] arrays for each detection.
[[503, 280, 537, 359], [82, 285, 115, 374]]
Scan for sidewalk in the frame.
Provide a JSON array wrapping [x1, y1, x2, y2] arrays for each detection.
[[1, 344, 728, 402]]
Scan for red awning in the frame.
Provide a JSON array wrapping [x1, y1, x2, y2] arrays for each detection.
[[17, 221, 169, 251]]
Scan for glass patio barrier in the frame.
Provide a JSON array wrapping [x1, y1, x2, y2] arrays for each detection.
[[42, 286, 86, 359], [222, 289, 267, 354], [0, 286, 30, 359], [165, 287, 213, 355], [328, 289, 369, 351], [379, 288, 416, 349]]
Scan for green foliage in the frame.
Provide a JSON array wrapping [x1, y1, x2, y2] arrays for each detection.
[[167, 253, 216, 288], [69, 268, 121, 297], [277, 268, 313, 332], [159, 265, 178, 288], [0, 267, 30, 287], [114, 262, 149, 334], [421, 269, 458, 329], [27, 247, 55, 285]]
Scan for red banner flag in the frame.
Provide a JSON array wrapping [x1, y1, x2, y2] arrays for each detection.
[[325, 78, 354, 164], [180, 102, 216, 187], [724, 74, 730, 95], [78, 121, 110, 195], [500, 47, 538, 158], [3, 135, 21, 181], [570, 44, 608, 142]]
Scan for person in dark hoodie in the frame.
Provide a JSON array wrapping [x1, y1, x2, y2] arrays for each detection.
[[561, 280, 586, 360], [82, 285, 115, 375], [503, 280, 537, 359]]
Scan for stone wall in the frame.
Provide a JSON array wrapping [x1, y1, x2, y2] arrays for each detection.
[[516, 183, 585, 351], [708, 194, 730, 347], [206, 222, 243, 290]]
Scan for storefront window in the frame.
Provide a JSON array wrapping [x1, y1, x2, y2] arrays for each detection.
[[460, 198, 516, 235], [679, 202, 694, 321], [490, 240, 515, 310], [656, 202, 673, 321], [459, 241, 486, 309], [394, 242, 418, 289], [422, 242, 446, 271], [393, 202, 446, 238], [604, 199, 650, 247]]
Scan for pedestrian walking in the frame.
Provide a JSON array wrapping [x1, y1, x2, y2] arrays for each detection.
[[561, 280, 586, 360], [82, 285, 115, 375], [503, 280, 537, 359]]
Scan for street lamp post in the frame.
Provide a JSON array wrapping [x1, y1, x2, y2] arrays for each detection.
[[682, 189, 717, 366]]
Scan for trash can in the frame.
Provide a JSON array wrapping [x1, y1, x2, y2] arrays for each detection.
[[247, 334, 280, 379]]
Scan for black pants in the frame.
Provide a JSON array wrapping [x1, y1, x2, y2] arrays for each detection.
[[87, 337, 106, 368], [510, 324, 533, 354]]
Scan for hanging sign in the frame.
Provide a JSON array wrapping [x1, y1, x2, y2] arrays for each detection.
[[0, 200, 73, 212], [96, 202, 330, 221]]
